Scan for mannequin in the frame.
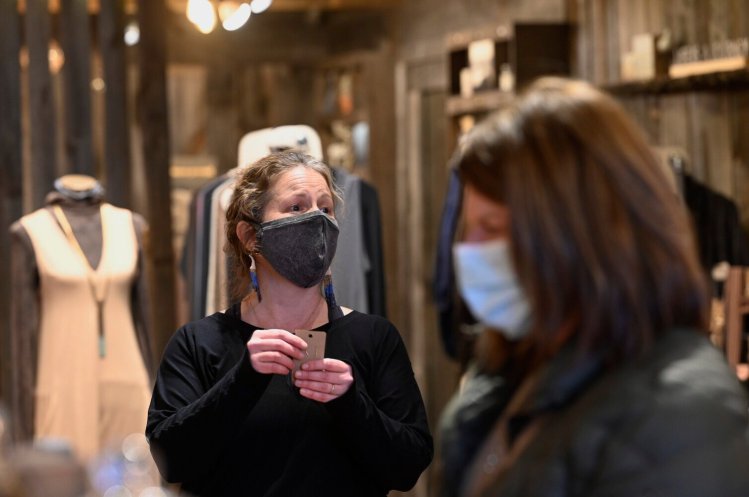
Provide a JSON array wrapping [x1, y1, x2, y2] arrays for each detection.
[[8, 175, 154, 461]]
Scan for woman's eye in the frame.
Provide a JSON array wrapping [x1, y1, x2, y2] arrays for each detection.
[[321, 207, 331, 214], [290, 205, 301, 212]]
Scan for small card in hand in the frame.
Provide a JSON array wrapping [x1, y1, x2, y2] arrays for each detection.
[[291, 330, 326, 377]]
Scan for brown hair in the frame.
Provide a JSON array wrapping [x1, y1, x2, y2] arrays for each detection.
[[456, 77, 708, 363], [225, 150, 342, 301]]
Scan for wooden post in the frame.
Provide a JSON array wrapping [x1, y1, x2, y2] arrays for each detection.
[[724, 267, 748, 369], [205, 56, 240, 174], [98, 0, 132, 208], [25, 0, 58, 208], [0, 0, 23, 401], [137, 0, 177, 357], [59, 0, 94, 175], [367, 44, 397, 320]]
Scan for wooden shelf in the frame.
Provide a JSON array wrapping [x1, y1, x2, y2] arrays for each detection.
[[445, 90, 513, 116], [602, 68, 749, 95]]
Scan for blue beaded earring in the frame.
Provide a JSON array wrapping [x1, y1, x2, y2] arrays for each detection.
[[249, 253, 261, 302], [323, 268, 336, 309]]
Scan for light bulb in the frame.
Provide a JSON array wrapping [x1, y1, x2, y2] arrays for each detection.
[[187, 0, 217, 34], [250, 0, 271, 14], [186, 0, 203, 24], [124, 21, 140, 46], [48, 40, 65, 74], [222, 3, 251, 31], [218, 1, 239, 21]]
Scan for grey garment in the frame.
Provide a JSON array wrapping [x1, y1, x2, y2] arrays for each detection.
[[331, 168, 370, 313], [7, 194, 154, 444]]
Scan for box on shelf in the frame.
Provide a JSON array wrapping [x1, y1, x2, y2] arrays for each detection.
[[467, 38, 497, 93], [620, 33, 670, 81]]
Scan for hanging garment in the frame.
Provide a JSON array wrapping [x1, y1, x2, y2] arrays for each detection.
[[331, 168, 369, 313], [432, 168, 466, 360], [183, 174, 229, 321], [683, 174, 749, 271], [19, 204, 152, 460], [359, 179, 387, 317], [205, 178, 235, 315]]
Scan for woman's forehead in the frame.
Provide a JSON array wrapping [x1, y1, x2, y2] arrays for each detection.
[[272, 166, 330, 194]]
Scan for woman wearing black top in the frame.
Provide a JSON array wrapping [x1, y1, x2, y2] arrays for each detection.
[[147, 151, 432, 496]]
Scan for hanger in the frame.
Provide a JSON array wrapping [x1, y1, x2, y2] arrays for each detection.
[[653, 146, 689, 198]]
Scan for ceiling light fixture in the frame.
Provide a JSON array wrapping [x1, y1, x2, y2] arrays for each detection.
[[250, 0, 272, 15], [187, 0, 265, 33], [187, 0, 217, 34], [48, 40, 65, 74], [219, 2, 252, 31], [124, 20, 140, 46]]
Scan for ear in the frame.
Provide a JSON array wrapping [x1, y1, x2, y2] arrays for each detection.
[[236, 221, 256, 252]]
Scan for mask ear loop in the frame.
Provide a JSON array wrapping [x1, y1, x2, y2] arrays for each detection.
[[249, 253, 262, 302]]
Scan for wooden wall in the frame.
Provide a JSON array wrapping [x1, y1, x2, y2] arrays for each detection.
[[0, 0, 23, 401], [163, 10, 389, 174], [575, 0, 749, 228]]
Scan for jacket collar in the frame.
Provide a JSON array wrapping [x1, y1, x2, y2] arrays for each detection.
[[512, 344, 606, 418]]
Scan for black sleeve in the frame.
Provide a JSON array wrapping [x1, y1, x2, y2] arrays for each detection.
[[325, 322, 433, 491], [8, 222, 41, 443], [131, 213, 156, 379], [146, 327, 272, 484]]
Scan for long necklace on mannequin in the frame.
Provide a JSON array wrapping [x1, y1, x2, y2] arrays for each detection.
[[52, 204, 109, 357]]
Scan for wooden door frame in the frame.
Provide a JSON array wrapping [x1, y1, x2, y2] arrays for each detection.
[[394, 52, 460, 497]]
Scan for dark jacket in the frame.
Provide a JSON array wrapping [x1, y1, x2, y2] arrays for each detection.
[[457, 328, 749, 497]]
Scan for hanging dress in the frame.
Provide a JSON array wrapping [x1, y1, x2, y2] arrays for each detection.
[[19, 203, 152, 461]]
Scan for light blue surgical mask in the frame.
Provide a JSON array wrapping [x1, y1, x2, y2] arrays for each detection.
[[453, 239, 532, 340]]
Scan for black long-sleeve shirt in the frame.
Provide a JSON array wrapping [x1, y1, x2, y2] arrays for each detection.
[[146, 304, 433, 497]]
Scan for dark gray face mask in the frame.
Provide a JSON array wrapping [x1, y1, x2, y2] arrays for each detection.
[[255, 210, 339, 288]]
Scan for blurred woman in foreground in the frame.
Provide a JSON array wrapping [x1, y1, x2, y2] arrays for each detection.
[[444, 77, 749, 497]]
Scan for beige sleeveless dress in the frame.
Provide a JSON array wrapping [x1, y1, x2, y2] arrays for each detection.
[[19, 203, 152, 461]]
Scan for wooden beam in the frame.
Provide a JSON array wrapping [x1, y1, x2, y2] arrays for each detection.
[[366, 45, 396, 322], [165, 0, 399, 13], [25, 0, 58, 207], [205, 60, 240, 174], [98, 0, 132, 208], [166, 12, 328, 65], [260, 0, 400, 9], [59, 0, 94, 175], [0, 0, 24, 403], [137, 0, 177, 358], [166, 10, 385, 65], [21, 0, 397, 13]]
